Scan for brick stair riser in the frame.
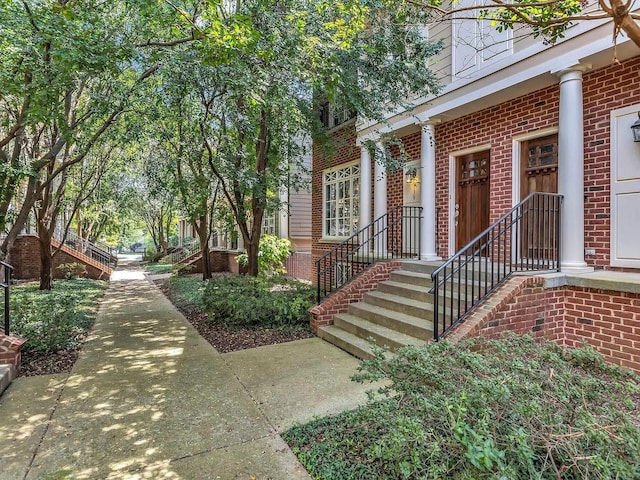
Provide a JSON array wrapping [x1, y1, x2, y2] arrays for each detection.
[[333, 315, 411, 351], [348, 304, 433, 339]]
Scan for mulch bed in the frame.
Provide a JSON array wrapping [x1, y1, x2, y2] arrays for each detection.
[[16, 275, 313, 377], [156, 278, 314, 353], [19, 350, 79, 377]]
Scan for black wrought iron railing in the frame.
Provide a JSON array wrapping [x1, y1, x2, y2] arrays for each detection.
[[1, 261, 13, 336], [316, 205, 422, 303], [430, 192, 562, 341], [54, 229, 118, 269]]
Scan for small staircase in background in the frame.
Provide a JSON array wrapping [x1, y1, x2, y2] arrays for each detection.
[[318, 261, 438, 359]]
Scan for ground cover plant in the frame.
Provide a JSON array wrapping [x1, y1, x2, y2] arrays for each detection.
[[5, 279, 108, 376], [283, 334, 640, 479], [157, 273, 313, 353], [143, 262, 173, 275]]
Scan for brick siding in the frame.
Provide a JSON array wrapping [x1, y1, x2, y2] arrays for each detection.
[[449, 277, 640, 373]]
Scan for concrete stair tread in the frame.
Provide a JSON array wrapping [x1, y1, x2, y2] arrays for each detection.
[[364, 290, 433, 311], [318, 325, 380, 360], [349, 302, 434, 333], [334, 313, 428, 349], [380, 280, 431, 294]]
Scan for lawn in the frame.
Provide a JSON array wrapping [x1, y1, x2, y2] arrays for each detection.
[[283, 334, 640, 480], [143, 262, 173, 274], [4, 279, 108, 376]]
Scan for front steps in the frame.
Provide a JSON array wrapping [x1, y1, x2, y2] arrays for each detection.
[[317, 260, 502, 359], [318, 261, 439, 359]]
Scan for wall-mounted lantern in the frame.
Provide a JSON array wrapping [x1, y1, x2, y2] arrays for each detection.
[[631, 112, 640, 142], [405, 168, 418, 184]]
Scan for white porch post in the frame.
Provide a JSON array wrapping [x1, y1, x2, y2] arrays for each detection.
[[557, 65, 592, 273], [420, 123, 441, 261], [374, 141, 387, 256], [279, 188, 289, 240], [359, 145, 373, 243]]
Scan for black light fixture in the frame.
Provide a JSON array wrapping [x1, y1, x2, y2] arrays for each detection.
[[631, 112, 640, 142]]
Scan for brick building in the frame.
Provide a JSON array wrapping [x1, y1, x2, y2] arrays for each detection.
[[311, 16, 640, 371]]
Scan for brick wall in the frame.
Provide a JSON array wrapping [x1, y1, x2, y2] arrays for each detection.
[[450, 277, 640, 373], [10, 235, 109, 280], [0, 332, 26, 368]]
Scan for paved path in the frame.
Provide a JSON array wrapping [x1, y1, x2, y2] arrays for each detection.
[[0, 259, 375, 479]]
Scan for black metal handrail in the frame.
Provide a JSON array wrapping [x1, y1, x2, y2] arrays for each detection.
[[316, 205, 422, 303], [1, 261, 13, 336], [430, 192, 562, 341], [54, 229, 118, 269]]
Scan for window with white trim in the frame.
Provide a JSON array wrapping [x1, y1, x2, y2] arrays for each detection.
[[323, 163, 360, 238], [261, 212, 278, 236]]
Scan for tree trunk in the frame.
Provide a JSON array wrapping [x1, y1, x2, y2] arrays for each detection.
[[38, 226, 53, 290], [245, 237, 259, 277], [194, 213, 211, 280]]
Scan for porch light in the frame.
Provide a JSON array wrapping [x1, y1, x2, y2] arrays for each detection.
[[405, 169, 418, 183], [631, 113, 640, 142]]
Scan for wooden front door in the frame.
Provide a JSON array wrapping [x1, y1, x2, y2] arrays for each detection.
[[456, 151, 490, 251], [520, 134, 558, 198], [520, 134, 559, 260]]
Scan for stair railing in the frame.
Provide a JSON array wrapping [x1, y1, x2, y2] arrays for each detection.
[[170, 237, 200, 264], [53, 228, 117, 269], [1, 261, 13, 336], [430, 192, 562, 341], [316, 205, 422, 303]]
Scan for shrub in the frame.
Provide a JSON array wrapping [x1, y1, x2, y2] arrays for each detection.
[[7, 279, 107, 355], [236, 235, 291, 276], [56, 262, 87, 279], [284, 334, 640, 479], [202, 275, 314, 330]]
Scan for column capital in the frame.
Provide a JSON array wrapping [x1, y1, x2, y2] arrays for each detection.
[[416, 117, 441, 129], [551, 62, 592, 80]]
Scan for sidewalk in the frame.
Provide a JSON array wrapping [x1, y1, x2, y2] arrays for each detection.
[[0, 259, 375, 479]]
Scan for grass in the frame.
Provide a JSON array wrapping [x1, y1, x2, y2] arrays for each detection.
[[4, 279, 108, 355], [283, 334, 640, 480], [143, 262, 173, 274], [167, 274, 208, 309]]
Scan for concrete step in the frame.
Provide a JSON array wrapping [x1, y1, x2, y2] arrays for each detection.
[[317, 325, 378, 360], [348, 302, 434, 339], [334, 314, 428, 351], [0, 364, 16, 396], [363, 290, 436, 319], [378, 280, 431, 302], [389, 269, 432, 288], [399, 260, 441, 275]]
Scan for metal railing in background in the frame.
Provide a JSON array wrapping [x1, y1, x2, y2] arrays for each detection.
[[430, 192, 562, 341], [316, 205, 422, 303], [1, 261, 13, 336], [53, 228, 118, 269], [170, 237, 200, 264]]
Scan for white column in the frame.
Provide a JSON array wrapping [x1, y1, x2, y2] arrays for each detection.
[[279, 188, 289, 240], [359, 145, 372, 234], [420, 123, 441, 261], [557, 66, 592, 273], [374, 141, 388, 256]]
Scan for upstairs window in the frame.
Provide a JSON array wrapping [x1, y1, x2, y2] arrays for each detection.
[[452, 0, 512, 79], [320, 102, 356, 130]]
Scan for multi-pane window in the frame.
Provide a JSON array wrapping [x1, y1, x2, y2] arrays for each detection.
[[319, 102, 356, 130], [262, 212, 278, 236], [323, 163, 360, 238]]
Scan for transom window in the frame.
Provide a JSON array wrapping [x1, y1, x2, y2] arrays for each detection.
[[323, 163, 360, 238]]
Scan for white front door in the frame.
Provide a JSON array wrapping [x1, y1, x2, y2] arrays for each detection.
[[610, 105, 640, 267], [403, 160, 421, 255]]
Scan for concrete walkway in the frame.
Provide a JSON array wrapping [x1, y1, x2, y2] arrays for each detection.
[[0, 259, 376, 479]]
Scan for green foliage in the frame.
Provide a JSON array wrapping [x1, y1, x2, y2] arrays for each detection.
[[55, 262, 87, 280], [284, 334, 640, 479], [202, 275, 314, 330], [6, 279, 107, 355], [143, 263, 173, 274], [236, 235, 291, 276], [167, 275, 208, 310]]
